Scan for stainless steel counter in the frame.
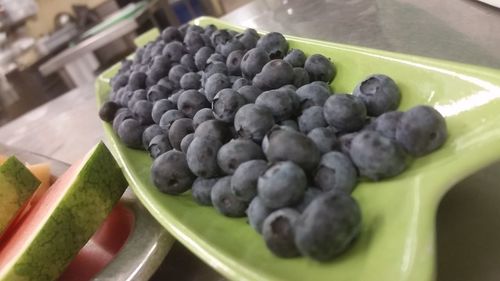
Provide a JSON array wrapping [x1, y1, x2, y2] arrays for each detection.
[[1, 1, 500, 280], [223, 0, 500, 69]]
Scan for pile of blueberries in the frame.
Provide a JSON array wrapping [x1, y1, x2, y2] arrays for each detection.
[[99, 23, 448, 261]]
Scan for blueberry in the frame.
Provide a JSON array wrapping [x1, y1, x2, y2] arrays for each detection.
[[278, 86, 301, 114], [353, 74, 401, 116], [142, 124, 164, 150], [194, 46, 214, 70], [108, 89, 119, 104], [117, 88, 134, 108], [139, 65, 150, 74], [304, 54, 336, 83], [111, 73, 128, 92], [204, 73, 231, 103], [161, 26, 182, 43], [178, 23, 190, 37], [265, 127, 321, 172], [159, 109, 185, 130], [194, 119, 233, 144], [180, 54, 197, 72], [150, 55, 171, 69], [307, 127, 338, 154], [314, 151, 357, 194], [112, 109, 133, 133], [295, 192, 361, 261], [234, 104, 275, 143], [199, 33, 213, 49], [151, 150, 195, 195], [298, 106, 327, 134], [247, 196, 274, 233], [149, 43, 165, 58], [168, 64, 189, 87], [258, 161, 307, 208], [151, 99, 177, 124], [217, 139, 265, 174], [338, 132, 358, 158], [184, 31, 205, 54], [262, 208, 301, 258], [236, 28, 259, 50], [148, 134, 172, 158], [219, 38, 245, 57], [237, 85, 262, 103], [180, 133, 194, 153], [146, 66, 168, 87], [119, 59, 133, 73], [204, 24, 217, 37], [192, 108, 214, 129], [162, 41, 185, 62], [279, 119, 299, 131], [255, 89, 296, 121], [157, 77, 175, 92], [212, 89, 247, 123], [323, 94, 367, 132], [176, 89, 210, 118], [226, 50, 245, 76], [192, 177, 219, 206], [253, 60, 294, 90], [232, 77, 250, 90], [118, 118, 145, 149], [187, 25, 204, 34], [206, 53, 226, 65], [147, 85, 170, 102], [168, 91, 182, 105], [128, 71, 147, 90], [120, 86, 136, 107], [187, 136, 223, 178], [240, 48, 270, 79], [179, 72, 201, 90], [210, 29, 231, 46], [292, 67, 310, 88], [284, 49, 306, 67], [256, 32, 288, 59], [294, 187, 322, 213], [231, 159, 268, 202], [310, 81, 331, 90], [296, 83, 331, 110], [168, 118, 194, 150], [211, 176, 248, 217], [351, 130, 407, 180], [395, 105, 447, 156], [131, 100, 154, 125], [99, 101, 120, 122], [372, 111, 403, 140], [204, 61, 228, 80]]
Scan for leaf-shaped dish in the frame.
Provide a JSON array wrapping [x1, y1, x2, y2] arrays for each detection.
[[96, 16, 500, 281]]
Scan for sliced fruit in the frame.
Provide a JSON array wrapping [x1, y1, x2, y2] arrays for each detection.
[[26, 163, 51, 193], [0, 157, 40, 235], [0, 142, 128, 281]]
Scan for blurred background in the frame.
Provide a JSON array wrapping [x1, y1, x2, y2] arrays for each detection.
[[0, 0, 249, 125]]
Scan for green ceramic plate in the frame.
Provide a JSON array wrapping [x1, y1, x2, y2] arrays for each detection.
[[96, 16, 500, 281]]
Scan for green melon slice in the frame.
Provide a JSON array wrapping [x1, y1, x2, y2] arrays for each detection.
[[0, 157, 40, 235], [0, 142, 128, 281]]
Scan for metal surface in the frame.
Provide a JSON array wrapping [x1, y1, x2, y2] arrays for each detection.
[[222, 0, 500, 69], [39, 19, 138, 76]]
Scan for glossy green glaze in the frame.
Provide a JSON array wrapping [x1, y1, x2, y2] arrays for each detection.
[[96, 17, 500, 281]]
